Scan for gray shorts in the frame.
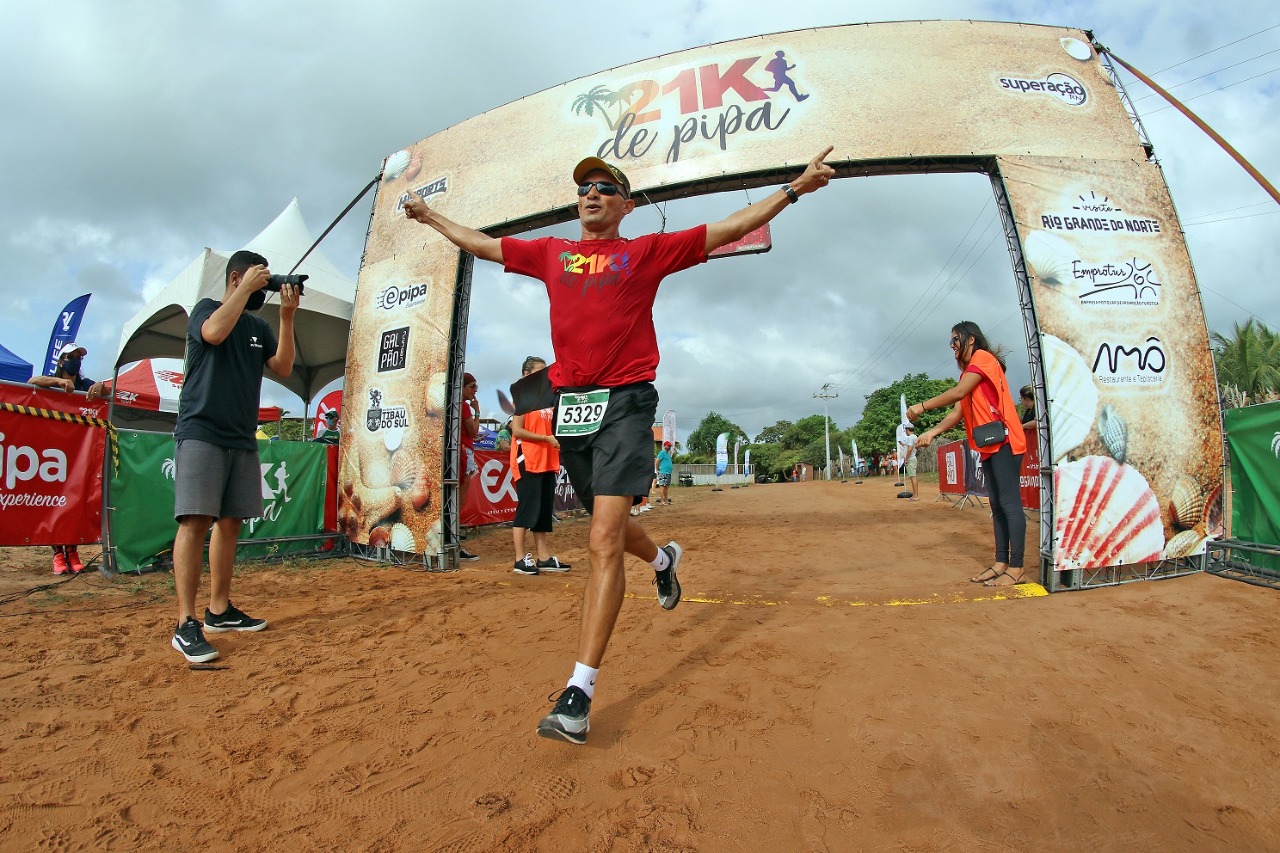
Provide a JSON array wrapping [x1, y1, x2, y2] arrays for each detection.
[[174, 439, 264, 520]]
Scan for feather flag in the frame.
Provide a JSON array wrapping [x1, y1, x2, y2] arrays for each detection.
[[662, 409, 676, 448], [715, 432, 729, 476], [43, 294, 91, 376], [743, 449, 751, 477]]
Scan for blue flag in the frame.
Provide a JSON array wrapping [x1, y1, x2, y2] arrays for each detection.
[[715, 432, 729, 476], [43, 294, 91, 376]]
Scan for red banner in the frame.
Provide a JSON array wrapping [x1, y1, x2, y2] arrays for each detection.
[[936, 440, 966, 496], [464, 449, 518, 526], [1020, 424, 1039, 510], [0, 385, 109, 545]]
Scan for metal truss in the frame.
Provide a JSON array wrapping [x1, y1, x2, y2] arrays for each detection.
[[1068, 553, 1206, 589], [1207, 540, 1280, 590]]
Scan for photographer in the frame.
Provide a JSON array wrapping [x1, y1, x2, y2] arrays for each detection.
[[169, 250, 300, 664]]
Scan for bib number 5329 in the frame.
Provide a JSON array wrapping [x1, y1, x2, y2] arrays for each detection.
[[555, 390, 610, 437]]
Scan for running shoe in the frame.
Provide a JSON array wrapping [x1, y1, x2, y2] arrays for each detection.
[[67, 548, 86, 573], [203, 601, 268, 633], [459, 549, 480, 562], [52, 552, 70, 575], [513, 554, 539, 575], [536, 556, 572, 572], [653, 541, 682, 610], [172, 617, 220, 663], [536, 686, 591, 744]]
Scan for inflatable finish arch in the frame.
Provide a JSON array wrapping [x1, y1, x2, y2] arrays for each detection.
[[338, 20, 1223, 585]]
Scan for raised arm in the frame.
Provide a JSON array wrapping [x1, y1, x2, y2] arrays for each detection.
[[704, 146, 836, 254], [403, 195, 504, 264]]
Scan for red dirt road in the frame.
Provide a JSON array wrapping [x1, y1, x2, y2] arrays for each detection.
[[1, 478, 1276, 851]]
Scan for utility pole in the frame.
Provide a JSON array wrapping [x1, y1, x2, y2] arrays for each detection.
[[814, 384, 837, 481]]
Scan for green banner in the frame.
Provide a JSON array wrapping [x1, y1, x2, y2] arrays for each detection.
[[109, 432, 329, 572], [1223, 401, 1280, 572]]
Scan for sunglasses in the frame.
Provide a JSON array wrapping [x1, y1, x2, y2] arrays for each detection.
[[949, 336, 962, 348], [577, 181, 626, 197]]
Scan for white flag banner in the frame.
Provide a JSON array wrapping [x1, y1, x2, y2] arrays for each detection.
[[900, 392, 909, 427], [662, 409, 677, 449], [838, 446, 845, 475], [852, 440, 862, 471], [744, 449, 751, 476], [715, 432, 729, 476], [895, 423, 909, 468]]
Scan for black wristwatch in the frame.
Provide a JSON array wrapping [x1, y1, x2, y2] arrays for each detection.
[[783, 185, 799, 204]]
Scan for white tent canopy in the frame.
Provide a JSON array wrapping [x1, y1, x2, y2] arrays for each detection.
[[115, 199, 355, 407]]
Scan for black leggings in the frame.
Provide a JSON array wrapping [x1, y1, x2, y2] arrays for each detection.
[[979, 444, 1025, 569]]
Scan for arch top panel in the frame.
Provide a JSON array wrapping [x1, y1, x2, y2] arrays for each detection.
[[365, 19, 1142, 265]]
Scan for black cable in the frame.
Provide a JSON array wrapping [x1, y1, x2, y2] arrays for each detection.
[[285, 174, 383, 276]]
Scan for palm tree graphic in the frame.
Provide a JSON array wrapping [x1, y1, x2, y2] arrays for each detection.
[[571, 84, 635, 131], [161, 457, 175, 480]]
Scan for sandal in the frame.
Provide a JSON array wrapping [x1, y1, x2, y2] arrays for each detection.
[[969, 566, 1000, 583], [983, 570, 1028, 587]]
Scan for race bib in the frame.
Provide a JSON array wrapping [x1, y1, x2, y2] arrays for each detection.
[[555, 389, 610, 437]]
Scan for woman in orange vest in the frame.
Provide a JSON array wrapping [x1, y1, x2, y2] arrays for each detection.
[[909, 321, 1028, 587]]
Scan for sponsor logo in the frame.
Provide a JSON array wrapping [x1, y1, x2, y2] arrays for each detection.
[[1092, 336, 1166, 386], [249, 335, 262, 350], [61, 311, 76, 331], [0, 432, 69, 509], [396, 176, 448, 211], [246, 458, 292, 532], [365, 388, 410, 433], [478, 458, 517, 503], [999, 72, 1087, 106], [1076, 258, 1162, 306], [377, 327, 410, 373], [115, 390, 140, 404], [570, 48, 808, 165], [162, 457, 175, 480], [375, 282, 429, 311]]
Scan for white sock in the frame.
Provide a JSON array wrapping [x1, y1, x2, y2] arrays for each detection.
[[650, 547, 670, 572], [568, 662, 598, 699]]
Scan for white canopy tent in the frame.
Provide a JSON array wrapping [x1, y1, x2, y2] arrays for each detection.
[[115, 199, 355, 411]]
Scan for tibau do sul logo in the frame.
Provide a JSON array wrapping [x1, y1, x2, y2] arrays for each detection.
[[571, 49, 812, 164]]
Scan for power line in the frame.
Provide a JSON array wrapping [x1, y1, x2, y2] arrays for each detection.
[[1133, 44, 1280, 102], [1147, 22, 1280, 76], [1144, 63, 1280, 114]]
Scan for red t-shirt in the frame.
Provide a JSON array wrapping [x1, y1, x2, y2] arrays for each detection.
[[461, 399, 477, 449], [501, 226, 708, 388]]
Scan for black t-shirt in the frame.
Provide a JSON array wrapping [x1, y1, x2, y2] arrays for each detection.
[[174, 298, 277, 449]]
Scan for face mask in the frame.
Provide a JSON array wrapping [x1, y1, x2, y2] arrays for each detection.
[[245, 290, 266, 311], [62, 357, 82, 374]]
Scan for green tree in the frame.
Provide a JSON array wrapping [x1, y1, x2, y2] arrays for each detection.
[[852, 374, 960, 457], [685, 412, 749, 459], [753, 420, 793, 444], [1212, 319, 1280, 403]]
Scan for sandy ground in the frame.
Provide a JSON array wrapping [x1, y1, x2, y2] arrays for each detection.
[[1, 477, 1277, 852]]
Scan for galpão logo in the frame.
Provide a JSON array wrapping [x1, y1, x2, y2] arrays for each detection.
[[570, 48, 810, 164], [998, 72, 1087, 106]]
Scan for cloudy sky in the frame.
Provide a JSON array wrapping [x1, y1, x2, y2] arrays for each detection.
[[2, 0, 1277, 441]]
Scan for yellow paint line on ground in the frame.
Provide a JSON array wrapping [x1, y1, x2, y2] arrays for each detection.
[[634, 583, 1048, 608]]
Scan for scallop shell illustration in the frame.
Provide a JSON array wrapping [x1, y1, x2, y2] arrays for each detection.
[[1097, 404, 1127, 464], [368, 525, 393, 548], [425, 517, 443, 555], [404, 150, 422, 181], [1054, 456, 1164, 571], [389, 522, 417, 553], [426, 371, 448, 416], [1042, 335, 1099, 462], [1168, 476, 1205, 530], [384, 149, 410, 180], [1163, 528, 1206, 560], [1203, 483, 1224, 539], [1024, 231, 1076, 287]]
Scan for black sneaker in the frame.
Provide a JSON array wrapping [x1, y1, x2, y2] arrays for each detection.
[[513, 554, 539, 575], [172, 617, 219, 663], [536, 686, 591, 744], [203, 601, 268, 633], [459, 549, 480, 562], [536, 556, 571, 572], [653, 541, 682, 610]]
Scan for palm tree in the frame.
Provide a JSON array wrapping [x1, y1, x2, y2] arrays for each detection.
[[1211, 319, 1280, 404], [571, 84, 639, 131]]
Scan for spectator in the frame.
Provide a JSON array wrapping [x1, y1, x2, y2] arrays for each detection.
[[458, 372, 481, 562], [29, 342, 107, 574], [509, 356, 572, 576], [1020, 385, 1037, 427], [655, 441, 674, 506], [313, 409, 341, 443], [910, 321, 1027, 587], [496, 417, 512, 452]]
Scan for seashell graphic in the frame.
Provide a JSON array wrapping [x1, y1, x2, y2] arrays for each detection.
[[425, 517, 443, 555], [368, 525, 393, 549], [1163, 528, 1206, 560], [426, 371, 448, 416], [1168, 476, 1205, 530], [1097, 404, 1128, 464], [1203, 483, 1225, 539], [404, 150, 422, 181], [390, 451, 419, 490], [1024, 231, 1076, 287], [1060, 37, 1094, 61], [1054, 456, 1164, 571], [384, 149, 410, 180], [389, 522, 417, 552], [1042, 335, 1099, 462]]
